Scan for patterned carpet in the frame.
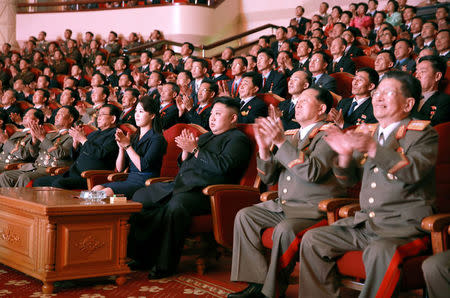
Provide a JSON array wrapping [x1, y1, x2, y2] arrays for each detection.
[[0, 262, 245, 298]]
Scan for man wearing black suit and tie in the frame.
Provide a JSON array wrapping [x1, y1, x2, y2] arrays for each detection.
[[189, 58, 209, 106], [328, 37, 356, 75], [237, 72, 267, 124], [129, 96, 252, 279], [146, 71, 164, 101], [257, 48, 287, 97], [119, 88, 139, 126], [309, 51, 337, 93], [342, 29, 364, 58], [292, 5, 310, 35], [159, 82, 179, 129], [393, 39, 416, 73], [227, 57, 248, 98], [137, 51, 152, 75], [413, 56, 450, 126], [296, 40, 313, 72], [328, 67, 379, 129], [33, 104, 120, 189], [270, 27, 287, 59], [175, 42, 194, 73]]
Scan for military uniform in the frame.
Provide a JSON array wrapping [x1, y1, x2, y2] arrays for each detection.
[[0, 130, 73, 187], [231, 122, 346, 298], [422, 250, 450, 298], [299, 118, 438, 298], [0, 130, 35, 172]]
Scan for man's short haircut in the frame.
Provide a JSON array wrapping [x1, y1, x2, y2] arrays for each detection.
[[20, 58, 31, 65], [299, 40, 314, 52], [437, 29, 450, 37], [375, 11, 387, 19], [201, 78, 219, 95], [394, 38, 413, 48], [142, 50, 153, 59], [102, 104, 121, 122], [378, 50, 396, 63], [26, 108, 45, 124], [110, 31, 118, 38], [38, 74, 50, 83], [369, 0, 378, 5], [292, 69, 313, 86], [418, 55, 446, 78], [65, 29, 72, 35], [246, 55, 257, 64], [437, 4, 449, 13], [357, 67, 379, 87], [153, 57, 164, 68], [178, 70, 193, 82], [125, 87, 141, 99], [36, 88, 50, 100], [334, 37, 348, 47], [151, 70, 166, 84], [213, 96, 240, 115], [321, 2, 329, 9], [97, 85, 110, 98], [86, 31, 94, 37], [232, 56, 248, 67], [383, 26, 397, 37], [64, 88, 80, 101], [278, 50, 294, 60], [164, 49, 175, 56], [313, 28, 325, 37], [257, 48, 275, 62], [404, 5, 417, 14], [93, 71, 107, 83], [96, 52, 106, 61], [193, 58, 209, 70], [424, 21, 438, 30], [334, 22, 346, 31], [313, 51, 331, 65], [412, 16, 423, 23], [6, 89, 17, 99], [309, 86, 333, 113], [183, 42, 195, 53], [242, 71, 262, 91], [387, 0, 399, 11], [215, 58, 228, 71], [120, 73, 134, 85], [383, 71, 422, 104], [277, 26, 288, 34], [66, 76, 80, 87], [166, 82, 180, 95], [61, 105, 80, 122], [116, 56, 129, 67], [259, 35, 271, 44]]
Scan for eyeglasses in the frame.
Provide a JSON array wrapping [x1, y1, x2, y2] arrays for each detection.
[[372, 89, 400, 98]]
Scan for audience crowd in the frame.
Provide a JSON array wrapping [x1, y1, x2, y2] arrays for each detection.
[[0, 0, 449, 297]]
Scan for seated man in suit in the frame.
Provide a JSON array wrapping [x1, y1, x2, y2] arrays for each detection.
[[137, 51, 152, 75], [393, 39, 416, 73], [328, 67, 379, 128], [299, 71, 438, 297], [270, 27, 288, 59], [227, 56, 248, 98], [237, 72, 267, 124], [309, 51, 337, 93], [33, 104, 120, 189], [228, 86, 345, 298], [210, 59, 230, 82], [374, 50, 395, 81], [0, 106, 78, 187], [436, 29, 449, 61], [1, 89, 22, 124], [115, 73, 134, 103], [278, 70, 311, 130], [146, 71, 164, 100], [257, 48, 287, 97], [296, 40, 314, 71], [328, 37, 356, 74], [128, 96, 252, 278], [178, 79, 217, 130], [119, 88, 140, 126], [413, 55, 450, 126], [189, 58, 209, 106], [159, 82, 179, 129], [175, 42, 194, 73], [0, 108, 44, 172], [342, 28, 364, 58]]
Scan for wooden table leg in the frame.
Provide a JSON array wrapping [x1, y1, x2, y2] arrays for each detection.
[[42, 282, 54, 294]]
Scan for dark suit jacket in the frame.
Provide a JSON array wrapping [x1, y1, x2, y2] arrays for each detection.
[[119, 107, 136, 126], [238, 96, 268, 124], [181, 103, 212, 130], [138, 64, 151, 75], [412, 91, 450, 126], [297, 17, 310, 35], [344, 45, 364, 58], [312, 73, 337, 93], [278, 99, 300, 130], [394, 58, 416, 73], [160, 102, 178, 129], [227, 78, 242, 98], [329, 56, 356, 75], [261, 71, 287, 97], [3, 103, 22, 124], [211, 74, 230, 83], [297, 58, 310, 72], [162, 63, 175, 73], [69, 127, 119, 176], [271, 41, 283, 59], [337, 97, 377, 128]]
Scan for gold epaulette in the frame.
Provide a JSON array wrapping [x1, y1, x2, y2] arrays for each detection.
[[406, 120, 430, 131], [284, 129, 299, 136], [354, 123, 378, 136], [319, 123, 334, 131]]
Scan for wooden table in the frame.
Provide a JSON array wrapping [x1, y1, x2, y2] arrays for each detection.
[[0, 187, 142, 294]]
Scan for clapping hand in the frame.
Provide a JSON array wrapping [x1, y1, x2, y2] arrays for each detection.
[[327, 108, 344, 128], [175, 129, 198, 154], [30, 121, 46, 143], [69, 125, 87, 145], [10, 113, 22, 125], [115, 129, 131, 149]]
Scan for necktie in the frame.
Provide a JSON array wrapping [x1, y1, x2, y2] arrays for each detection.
[[263, 77, 267, 88], [347, 101, 357, 116], [312, 77, 317, 85], [379, 132, 385, 146], [289, 101, 295, 113]]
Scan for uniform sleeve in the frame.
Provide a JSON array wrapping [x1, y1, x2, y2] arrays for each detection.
[[256, 154, 281, 185]]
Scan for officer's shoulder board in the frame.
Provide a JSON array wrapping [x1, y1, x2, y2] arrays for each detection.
[[309, 123, 333, 138], [396, 120, 430, 139], [354, 123, 378, 136]]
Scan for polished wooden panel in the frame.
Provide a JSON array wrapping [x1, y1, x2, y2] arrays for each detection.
[[0, 187, 142, 294]]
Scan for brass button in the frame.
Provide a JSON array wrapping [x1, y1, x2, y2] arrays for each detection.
[[281, 200, 287, 204], [286, 176, 291, 181], [369, 212, 375, 218], [282, 188, 288, 194], [387, 173, 394, 180], [368, 197, 374, 204], [371, 182, 376, 188], [373, 167, 379, 173]]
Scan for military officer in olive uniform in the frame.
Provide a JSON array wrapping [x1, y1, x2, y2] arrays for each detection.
[[299, 71, 438, 298], [0, 108, 45, 172], [228, 87, 346, 298], [0, 106, 78, 187]]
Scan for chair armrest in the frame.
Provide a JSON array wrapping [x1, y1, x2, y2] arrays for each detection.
[[204, 184, 260, 249], [421, 213, 450, 254], [338, 203, 361, 218], [81, 170, 116, 190], [318, 198, 359, 224], [260, 191, 278, 202], [4, 163, 27, 170], [54, 166, 70, 175], [145, 177, 174, 186], [107, 172, 129, 182]]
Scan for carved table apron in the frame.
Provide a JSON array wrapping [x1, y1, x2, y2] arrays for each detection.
[[0, 187, 142, 294]]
